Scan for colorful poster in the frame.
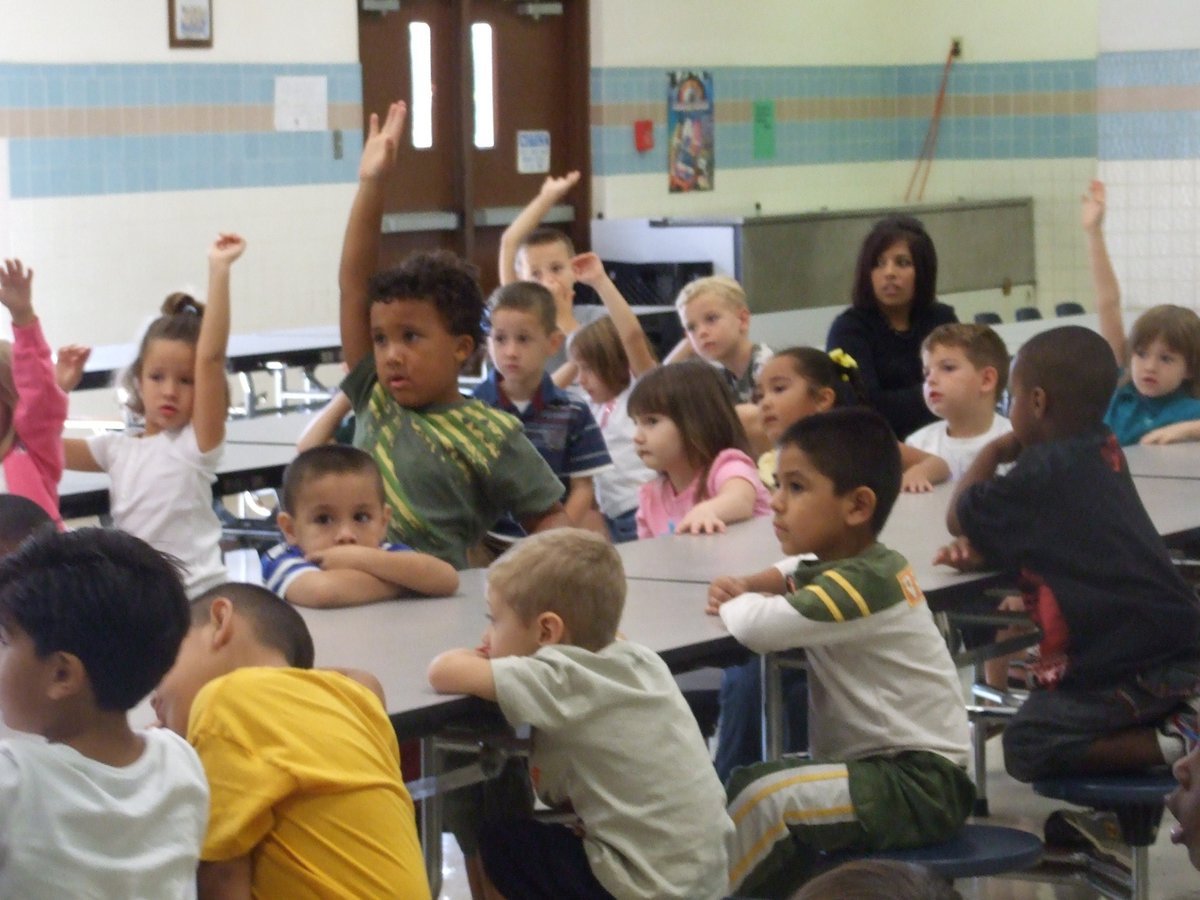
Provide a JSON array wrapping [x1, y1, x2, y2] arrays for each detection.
[[668, 71, 714, 193]]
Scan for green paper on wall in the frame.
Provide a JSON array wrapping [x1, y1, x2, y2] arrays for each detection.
[[753, 101, 776, 160]]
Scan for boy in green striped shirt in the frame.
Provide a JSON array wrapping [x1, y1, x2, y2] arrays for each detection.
[[339, 102, 567, 569], [708, 408, 973, 898]]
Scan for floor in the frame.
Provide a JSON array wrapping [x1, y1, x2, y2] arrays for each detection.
[[433, 729, 1200, 899]]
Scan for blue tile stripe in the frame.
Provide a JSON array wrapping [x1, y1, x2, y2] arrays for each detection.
[[1098, 51, 1200, 160], [0, 62, 362, 197]]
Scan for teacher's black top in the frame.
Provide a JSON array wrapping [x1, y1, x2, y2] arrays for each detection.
[[826, 301, 958, 438]]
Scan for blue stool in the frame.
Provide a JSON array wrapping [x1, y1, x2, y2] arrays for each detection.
[[1033, 772, 1177, 900], [824, 823, 1043, 881]]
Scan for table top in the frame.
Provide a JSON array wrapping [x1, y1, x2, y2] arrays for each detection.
[[1124, 444, 1200, 481], [224, 411, 321, 446]]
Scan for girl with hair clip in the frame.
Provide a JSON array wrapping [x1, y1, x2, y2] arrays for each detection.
[[64, 234, 245, 597], [566, 252, 659, 543], [629, 360, 771, 538], [0, 259, 72, 529], [826, 215, 958, 439], [1084, 179, 1200, 445]]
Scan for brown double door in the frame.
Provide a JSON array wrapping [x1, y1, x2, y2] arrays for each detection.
[[358, 0, 591, 293]]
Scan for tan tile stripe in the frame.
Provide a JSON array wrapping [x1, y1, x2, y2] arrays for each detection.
[[0, 102, 362, 139], [1097, 85, 1200, 113], [592, 91, 1095, 127]]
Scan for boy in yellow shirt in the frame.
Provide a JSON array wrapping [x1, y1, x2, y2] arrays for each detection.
[[154, 581, 429, 899]]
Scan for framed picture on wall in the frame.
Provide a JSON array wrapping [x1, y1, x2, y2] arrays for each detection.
[[169, 0, 213, 49]]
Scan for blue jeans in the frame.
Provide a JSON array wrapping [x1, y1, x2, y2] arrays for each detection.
[[715, 658, 809, 784], [604, 509, 639, 544]]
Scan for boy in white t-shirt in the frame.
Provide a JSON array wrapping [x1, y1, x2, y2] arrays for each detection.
[[903, 323, 1012, 489], [429, 529, 733, 900], [0, 527, 208, 898]]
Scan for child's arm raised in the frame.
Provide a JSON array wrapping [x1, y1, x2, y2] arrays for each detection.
[[499, 171, 581, 285], [428, 647, 497, 700], [54, 344, 91, 393], [305, 544, 459, 598], [194, 234, 244, 453], [340, 102, 407, 370], [899, 443, 950, 493], [572, 252, 657, 377], [296, 391, 353, 452], [563, 476, 596, 525], [1083, 180, 1125, 365]]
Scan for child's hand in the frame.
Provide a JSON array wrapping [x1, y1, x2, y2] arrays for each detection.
[[539, 170, 581, 202], [901, 470, 935, 493], [706, 575, 749, 614], [1081, 179, 1106, 234], [208, 233, 246, 266], [0, 259, 35, 327], [933, 536, 987, 571], [676, 501, 727, 536], [570, 252, 609, 287], [306, 545, 370, 570], [1141, 422, 1200, 445], [55, 344, 91, 392], [359, 101, 407, 180]]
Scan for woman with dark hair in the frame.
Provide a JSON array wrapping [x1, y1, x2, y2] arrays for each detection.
[[826, 215, 957, 437]]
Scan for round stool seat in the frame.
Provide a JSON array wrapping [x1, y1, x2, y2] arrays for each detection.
[[834, 824, 1044, 880], [1033, 772, 1176, 848]]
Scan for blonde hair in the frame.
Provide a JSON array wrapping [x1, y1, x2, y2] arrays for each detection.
[[674, 274, 748, 315], [487, 529, 624, 652], [0, 341, 14, 451], [1128, 305, 1200, 398]]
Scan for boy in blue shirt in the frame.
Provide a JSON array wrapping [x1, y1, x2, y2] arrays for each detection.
[[337, 102, 569, 569], [475, 281, 611, 538]]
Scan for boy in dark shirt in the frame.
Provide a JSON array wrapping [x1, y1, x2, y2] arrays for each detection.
[[937, 325, 1200, 783]]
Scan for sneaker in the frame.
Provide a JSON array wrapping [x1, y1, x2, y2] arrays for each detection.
[[1161, 695, 1200, 754], [1043, 809, 1131, 871]]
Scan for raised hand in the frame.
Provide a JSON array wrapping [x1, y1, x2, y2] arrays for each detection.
[[208, 233, 246, 266], [539, 171, 581, 202], [359, 101, 408, 180], [0, 259, 35, 327], [1081, 179, 1106, 234], [570, 251, 608, 286], [55, 344, 92, 392]]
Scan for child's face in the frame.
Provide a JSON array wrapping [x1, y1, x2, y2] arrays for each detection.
[[1169, 746, 1200, 871], [139, 339, 197, 434], [517, 242, 575, 308], [1131, 336, 1189, 398], [278, 471, 390, 555], [0, 621, 54, 734], [371, 299, 473, 408], [481, 588, 542, 659], [770, 444, 859, 560], [922, 344, 994, 423], [871, 239, 916, 312], [757, 356, 833, 444], [682, 293, 748, 365], [487, 308, 559, 395], [632, 412, 685, 474], [573, 357, 614, 404]]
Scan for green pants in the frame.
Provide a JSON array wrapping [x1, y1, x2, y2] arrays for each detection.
[[726, 751, 974, 898]]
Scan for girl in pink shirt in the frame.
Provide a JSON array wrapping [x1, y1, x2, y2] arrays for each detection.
[[0, 259, 72, 529], [630, 361, 771, 538]]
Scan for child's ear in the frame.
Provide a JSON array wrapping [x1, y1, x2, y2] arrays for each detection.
[[843, 486, 877, 529], [1030, 385, 1048, 420], [453, 334, 475, 366], [737, 306, 751, 333], [548, 329, 565, 355], [979, 366, 999, 394], [814, 386, 837, 412], [207, 597, 238, 650], [277, 511, 297, 545], [535, 611, 566, 647], [45, 651, 88, 702]]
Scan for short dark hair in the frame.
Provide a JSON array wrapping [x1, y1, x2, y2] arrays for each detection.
[[121, 292, 228, 416], [1016, 325, 1117, 434], [771, 347, 867, 407], [628, 361, 751, 502], [851, 215, 938, 313], [0, 528, 189, 711], [488, 281, 557, 336], [519, 227, 575, 259], [922, 323, 1010, 397], [367, 250, 485, 351], [779, 407, 901, 534], [280, 445, 384, 515], [0, 495, 55, 557], [191, 582, 315, 668]]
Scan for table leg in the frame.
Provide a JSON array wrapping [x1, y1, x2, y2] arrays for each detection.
[[420, 737, 443, 898], [761, 653, 784, 762]]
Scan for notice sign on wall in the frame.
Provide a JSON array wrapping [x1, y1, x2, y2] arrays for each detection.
[[274, 76, 328, 132], [668, 71, 714, 193], [517, 130, 551, 174]]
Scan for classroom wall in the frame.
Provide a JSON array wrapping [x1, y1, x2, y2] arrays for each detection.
[[1097, 0, 1200, 312], [0, 0, 360, 347], [589, 0, 1100, 318]]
